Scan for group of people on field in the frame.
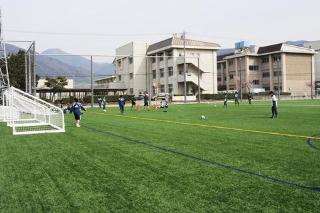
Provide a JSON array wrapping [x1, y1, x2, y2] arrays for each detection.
[[67, 90, 277, 128], [223, 91, 252, 108], [223, 91, 278, 118]]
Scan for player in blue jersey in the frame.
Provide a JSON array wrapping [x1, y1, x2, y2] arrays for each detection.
[[118, 95, 125, 114], [71, 98, 86, 127]]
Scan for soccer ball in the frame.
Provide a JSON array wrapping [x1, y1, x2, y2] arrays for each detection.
[[103, 110, 106, 112], [201, 115, 206, 119]]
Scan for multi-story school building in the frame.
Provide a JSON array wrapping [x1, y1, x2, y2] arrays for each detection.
[[217, 43, 315, 97], [110, 36, 220, 96]]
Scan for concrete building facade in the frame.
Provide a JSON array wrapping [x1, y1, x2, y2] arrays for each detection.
[[217, 43, 315, 97], [111, 36, 220, 96]]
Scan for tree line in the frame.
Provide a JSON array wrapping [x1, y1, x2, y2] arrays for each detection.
[[2, 50, 68, 101]]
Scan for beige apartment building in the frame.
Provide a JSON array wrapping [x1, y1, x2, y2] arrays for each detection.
[[100, 36, 220, 97], [217, 43, 315, 97]]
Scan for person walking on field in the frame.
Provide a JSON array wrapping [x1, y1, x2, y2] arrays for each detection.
[[223, 93, 228, 108], [248, 93, 253, 104], [234, 91, 240, 106], [270, 91, 278, 118], [118, 95, 125, 114], [131, 96, 136, 111], [144, 92, 150, 111]]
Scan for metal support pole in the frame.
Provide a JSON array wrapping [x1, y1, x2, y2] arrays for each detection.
[[311, 55, 314, 100], [24, 54, 28, 93], [28, 52, 32, 94], [183, 31, 187, 103], [148, 58, 152, 106], [90, 56, 94, 108], [198, 56, 201, 103], [277, 58, 281, 100], [239, 58, 242, 102], [32, 41, 36, 96]]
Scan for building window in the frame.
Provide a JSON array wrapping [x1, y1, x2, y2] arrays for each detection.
[[273, 56, 281, 62], [118, 75, 121, 81], [151, 57, 156, 63], [129, 57, 133, 64], [217, 64, 221, 69], [160, 69, 164, 78], [130, 73, 133, 79], [262, 72, 270, 78], [224, 77, 227, 81], [218, 77, 222, 82], [117, 60, 122, 67], [249, 65, 259, 71], [158, 53, 164, 61], [168, 67, 173, 76], [152, 70, 156, 79], [160, 84, 165, 93], [228, 60, 234, 66], [264, 87, 270, 91], [229, 74, 234, 80], [168, 84, 173, 94], [167, 51, 173, 59], [130, 88, 134, 94], [261, 57, 269, 64], [252, 80, 260, 85], [274, 71, 281, 76]]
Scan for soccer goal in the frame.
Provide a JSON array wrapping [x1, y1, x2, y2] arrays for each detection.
[[1, 87, 65, 135]]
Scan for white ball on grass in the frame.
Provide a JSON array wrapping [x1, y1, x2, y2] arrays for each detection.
[[201, 115, 206, 119]]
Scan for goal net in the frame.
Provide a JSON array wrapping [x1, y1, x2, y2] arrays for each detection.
[[0, 87, 65, 135]]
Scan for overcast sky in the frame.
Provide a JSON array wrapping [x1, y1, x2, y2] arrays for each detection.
[[1, 0, 320, 58]]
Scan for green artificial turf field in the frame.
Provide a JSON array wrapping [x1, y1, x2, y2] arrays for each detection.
[[1, 100, 320, 212]]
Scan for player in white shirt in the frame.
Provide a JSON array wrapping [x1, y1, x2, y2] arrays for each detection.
[[270, 91, 278, 118]]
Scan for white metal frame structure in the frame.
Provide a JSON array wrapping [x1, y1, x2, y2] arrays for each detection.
[[3, 86, 65, 135]]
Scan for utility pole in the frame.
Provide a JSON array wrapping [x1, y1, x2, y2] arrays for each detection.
[[183, 31, 187, 103]]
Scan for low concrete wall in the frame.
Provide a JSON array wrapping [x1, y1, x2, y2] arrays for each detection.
[[172, 96, 197, 102]]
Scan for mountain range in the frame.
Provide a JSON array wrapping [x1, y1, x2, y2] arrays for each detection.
[[5, 44, 114, 88]]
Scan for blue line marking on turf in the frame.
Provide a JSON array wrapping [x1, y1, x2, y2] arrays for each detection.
[[83, 125, 320, 193], [307, 137, 320, 154]]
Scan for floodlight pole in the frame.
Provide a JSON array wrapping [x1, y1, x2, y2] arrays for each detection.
[[183, 31, 187, 104], [90, 56, 94, 108]]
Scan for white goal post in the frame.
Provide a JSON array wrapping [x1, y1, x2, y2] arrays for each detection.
[[0, 87, 65, 135]]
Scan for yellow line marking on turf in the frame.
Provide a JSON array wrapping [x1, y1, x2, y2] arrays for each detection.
[[90, 112, 320, 140]]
